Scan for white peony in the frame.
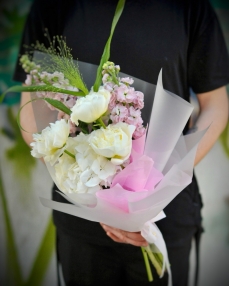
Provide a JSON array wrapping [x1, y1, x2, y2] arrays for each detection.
[[70, 86, 111, 125], [55, 151, 79, 193], [88, 122, 135, 165], [30, 119, 70, 165]]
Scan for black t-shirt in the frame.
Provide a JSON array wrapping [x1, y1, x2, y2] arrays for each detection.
[[14, 0, 229, 245], [14, 0, 229, 94]]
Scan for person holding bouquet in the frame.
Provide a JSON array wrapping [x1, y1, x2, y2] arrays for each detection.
[[14, 0, 229, 285]]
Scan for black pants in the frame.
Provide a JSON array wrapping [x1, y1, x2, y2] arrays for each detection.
[[56, 227, 194, 286], [53, 175, 203, 286]]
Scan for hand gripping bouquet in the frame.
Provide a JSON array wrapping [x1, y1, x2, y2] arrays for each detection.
[[1, 0, 206, 284]]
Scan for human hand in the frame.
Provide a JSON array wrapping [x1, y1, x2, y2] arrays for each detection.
[[100, 223, 148, 247]]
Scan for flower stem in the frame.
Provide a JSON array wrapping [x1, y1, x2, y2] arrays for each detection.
[[96, 118, 106, 129], [141, 247, 153, 282], [64, 150, 75, 158], [111, 72, 119, 85], [153, 252, 163, 268], [143, 245, 162, 277]]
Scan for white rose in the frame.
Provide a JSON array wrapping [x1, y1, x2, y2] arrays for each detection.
[[30, 119, 70, 165], [88, 122, 135, 165], [70, 86, 111, 125]]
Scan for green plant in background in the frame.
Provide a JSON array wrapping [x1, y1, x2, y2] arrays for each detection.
[[0, 0, 33, 105], [1, 107, 36, 185], [220, 122, 229, 158], [0, 167, 23, 285], [0, 107, 55, 286], [210, 0, 229, 156], [0, 168, 55, 286], [0, 1, 56, 285]]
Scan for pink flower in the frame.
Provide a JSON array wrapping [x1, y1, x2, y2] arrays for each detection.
[[125, 87, 138, 104], [115, 84, 128, 103], [133, 91, 144, 109], [133, 125, 146, 139], [126, 107, 143, 126], [120, 77, 134, 85], [108, 92, 117, 110], [104, 82, 115, 92], [110, 104, 128, 123]]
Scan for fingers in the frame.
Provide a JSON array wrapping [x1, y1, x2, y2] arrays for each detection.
[[100, 223, 148, 247]]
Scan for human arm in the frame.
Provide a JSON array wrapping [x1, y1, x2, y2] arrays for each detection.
[[194, 86, 228, 165]]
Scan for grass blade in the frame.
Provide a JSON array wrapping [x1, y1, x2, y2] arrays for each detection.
[[44, 98, 71, 115], [93, 0, 126, 92], [0, 85, 85, 104]]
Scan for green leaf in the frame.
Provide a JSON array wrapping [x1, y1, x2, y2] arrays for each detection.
[[0, 85, 85, 104], [93, 0, 126, 92], [44, 98, 71, 115], [24, 216, 55, 286], [78, 120, 89, 134], [0, 166, 24, 286]]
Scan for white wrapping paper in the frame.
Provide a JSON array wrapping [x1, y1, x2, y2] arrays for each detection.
[[30, 59, 206, 285]]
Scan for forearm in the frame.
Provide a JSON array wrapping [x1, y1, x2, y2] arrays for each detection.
[[193, 86, 228, 165]]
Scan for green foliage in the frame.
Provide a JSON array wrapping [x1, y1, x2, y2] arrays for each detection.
[[0, 1, 33, 105], [24, 217, 55, 286], [93, 0, 126, 92], [0, 167, 24, 286], [30, 34, 89, 95], [44, 98, 71, 115], [0, 85, 85, 105], [219, 121, 229, 158], [0, 106, 55, 286], [0, 167, 55, 286], [1, 107, 36, 182], [78, 120, 90, 134]]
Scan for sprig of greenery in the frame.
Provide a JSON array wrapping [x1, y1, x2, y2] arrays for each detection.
[[93, 0, 126, 92], [30, 33, 89, 95]]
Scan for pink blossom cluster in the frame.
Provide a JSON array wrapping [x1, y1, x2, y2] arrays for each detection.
[[103, 74, 145, 139], [25, 70, 78, 134]]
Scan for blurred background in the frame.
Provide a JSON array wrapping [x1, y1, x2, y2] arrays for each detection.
[[0, 0, 228, 285]]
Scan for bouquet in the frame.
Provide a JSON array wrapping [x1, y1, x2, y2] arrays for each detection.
[[1, 0, 206, 284]]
